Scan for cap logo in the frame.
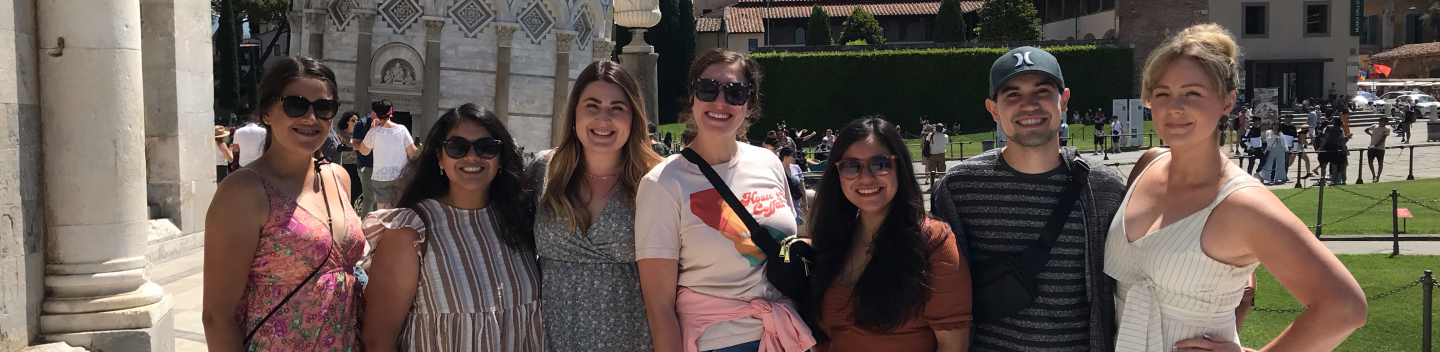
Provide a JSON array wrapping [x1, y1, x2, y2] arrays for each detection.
[[1014, 52, 1034, 68]]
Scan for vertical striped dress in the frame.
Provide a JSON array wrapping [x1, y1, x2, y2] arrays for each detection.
[[363, 199, 544, 351], [1104, 153, 1263, 351]]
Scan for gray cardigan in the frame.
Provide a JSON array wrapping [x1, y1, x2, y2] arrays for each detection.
[[930, 147, 1126, 352]]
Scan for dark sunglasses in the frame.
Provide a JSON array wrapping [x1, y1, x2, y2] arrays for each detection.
[[836, 155, 897, 179], [442, 137, 505, 160], [274, 96, 340, 120], [694, 78, 754, 106]]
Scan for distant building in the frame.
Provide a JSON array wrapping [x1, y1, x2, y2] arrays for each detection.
[[1358, 0, 1439, 79], [696, 0, 982, 55]]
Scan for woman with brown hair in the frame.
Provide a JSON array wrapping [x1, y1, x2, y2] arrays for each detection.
[[635, 48, 814, 352], [202, 56, 363, 351], [1106, 23, 1365, 351], [528, 60, 664, 351]]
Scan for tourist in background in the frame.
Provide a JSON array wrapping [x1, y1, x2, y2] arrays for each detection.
[[1260, 122, 1288, 185], [1109, 23, 1364, 351], [925, 123, 948, 184], [232, 112, 267, 168], [362, 103, 542, 351], [635, 48, 814, 352], [351, 102, 382, 216], [215, 126, 233, 182], [1242, 119, 1263, 175], [528, 61, 662, 351], [1365, 117, 1391, 183], [804, 117, 971, 352], [203, 56, 363, 351], [336, 111, 363, 204], [357, 99, 418, 210]]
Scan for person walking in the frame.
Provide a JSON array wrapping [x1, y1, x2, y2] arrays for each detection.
[[1401, 102, 1417, 144], [357, 100, 418, 210], [930, 46, 1127, 352], [1260, 122, 1288, 185], [925, 124, 948, 184], [1109, 116, 1123, 153], [1092, 113, 1105, 155], [1365, 117, 1392, 182], [528, 61, 663, 351], [362, 104, 543, 351], [1058, 118, 1070, 147], [351, 102, 381, 216], [203, 56, 363, 351], [1108, 23, 1365, 351], [232, 114, 267, 168], [1242, 119, 1263, 174], [215, 126, 234, 182], [336, 112, 362, 204]]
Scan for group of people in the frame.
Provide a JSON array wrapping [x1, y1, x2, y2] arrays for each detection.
[[203, 23, 1367, 352]]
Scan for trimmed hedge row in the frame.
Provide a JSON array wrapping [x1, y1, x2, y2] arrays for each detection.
[[748, 46, 1133, 137]]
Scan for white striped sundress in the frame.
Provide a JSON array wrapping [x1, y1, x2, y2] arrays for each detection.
[[364, 199, 544, 352], [1104, 152, 1263, 351]]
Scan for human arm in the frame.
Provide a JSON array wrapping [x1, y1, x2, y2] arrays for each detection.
[[406, 144, 418, 159], [634, 176, 685, 352], [639, 259, 683, 352], [357, 132, 375, 156], [218, 142, 234, 164], [923, 221, 972, 352], [361, 226, 422, 352], [327, 163, 352, 196], [201, 171, 268, 352]]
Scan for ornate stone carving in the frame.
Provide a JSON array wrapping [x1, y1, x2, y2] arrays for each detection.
[[379, 0, 423, 33], [424, 19, 444, 40], [517, 2, 554, 44], [555, 31, 576, 52], [356, 11, 377, 29], [572, 10, 593, 49], [381, 59, 418, 85], [447, 0, 495, 38], [592, 38, 614, 60], [328, 0, 360, 30], [288, 11, 306, 30], [495, 23, 519, 47], [308, 12, 328, 30]]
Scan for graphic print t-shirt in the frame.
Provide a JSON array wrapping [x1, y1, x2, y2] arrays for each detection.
[[635, 143, 797, 351], [362, 124, 414, 181]]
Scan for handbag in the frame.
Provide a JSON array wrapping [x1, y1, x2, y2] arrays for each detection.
[[921, 134, 933, 157], [970, 180, 1080, 324], [243, 159, 340, 347], [680, 148, 814, 302]]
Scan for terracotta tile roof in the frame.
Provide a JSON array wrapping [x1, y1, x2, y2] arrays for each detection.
[[724, 2, 958, 33], [698, 17, 723, 32], [1369, 42, 1440, 62]]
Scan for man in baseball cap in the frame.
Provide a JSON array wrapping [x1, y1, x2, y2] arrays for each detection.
[[930, 46, 1126, 351]]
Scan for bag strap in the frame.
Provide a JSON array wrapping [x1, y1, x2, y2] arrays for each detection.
[[1016, 180, 1081, 278], [245, 159, 338, 346], [680, 148, 784, 259]]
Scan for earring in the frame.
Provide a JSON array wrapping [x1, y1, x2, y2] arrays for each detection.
[[440, 167, 445, 175]]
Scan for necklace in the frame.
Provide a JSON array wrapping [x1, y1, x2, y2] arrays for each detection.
[[584, 171, 617, 180]]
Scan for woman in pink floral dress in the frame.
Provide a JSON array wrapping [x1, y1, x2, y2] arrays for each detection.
[[203, 56, 365, 352]]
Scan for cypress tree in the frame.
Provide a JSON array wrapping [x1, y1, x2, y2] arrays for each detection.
[[975, 0, 1042, 41], [805, 5, 833, 46], [933, 0, 967, 42]]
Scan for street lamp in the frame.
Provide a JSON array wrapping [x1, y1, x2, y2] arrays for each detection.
[[615, 0, 662, 122]]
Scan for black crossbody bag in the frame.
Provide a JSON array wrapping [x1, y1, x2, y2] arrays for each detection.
[[681, 148, 814, 302], [970, 180, 1080, 324]]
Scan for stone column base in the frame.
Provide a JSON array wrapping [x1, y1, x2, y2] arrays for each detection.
[[41, 296, 174, 352]]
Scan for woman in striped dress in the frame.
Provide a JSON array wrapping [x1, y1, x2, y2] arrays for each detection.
[[1105, 24, 1366, 352], [361, 103, 542, 351]]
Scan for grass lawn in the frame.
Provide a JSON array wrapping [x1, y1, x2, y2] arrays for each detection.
[[1269, 178, 1440, 235], [901, 121, 1160, 161], [1242, 254, 1439, 351]]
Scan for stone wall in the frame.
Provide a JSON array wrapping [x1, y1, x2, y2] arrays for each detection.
[[0, 0, 46, 349], [1116, 0, 1209, 92], [141, 0, 214, 261]]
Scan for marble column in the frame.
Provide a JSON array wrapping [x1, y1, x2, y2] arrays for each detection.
[[353, 11, 377, 114], [552, 31, 577, 148], [619, 29, 659, 129], [494, 23, 519, 125], [592, 38, 614, 63], [421, 18, 444, 136], [308, 11, 327, 58], [288, 11, 307, 58], [37, 0, 173, 350]]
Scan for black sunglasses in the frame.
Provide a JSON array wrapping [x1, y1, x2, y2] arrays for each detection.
[[836, 155, 897, 179], [442, 137, 505, 160], [274, 96, 340, 120], [694, 78, 754, 106]]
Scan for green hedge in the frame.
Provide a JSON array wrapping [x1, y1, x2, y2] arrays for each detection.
[[749, 46, 1133, 137]]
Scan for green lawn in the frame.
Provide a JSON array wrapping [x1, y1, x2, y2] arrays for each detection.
[[1270, 178, 1440, 235], [1242, 254, 1438, 351], [901, 121, 1160, 161]]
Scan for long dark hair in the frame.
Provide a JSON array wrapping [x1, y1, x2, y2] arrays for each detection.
[[253, 56, 337, 154], [803, 117, 936, 334], [393, 103, 535, 253]]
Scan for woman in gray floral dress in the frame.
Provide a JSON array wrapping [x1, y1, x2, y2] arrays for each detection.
[[528, 61, 663, 351]]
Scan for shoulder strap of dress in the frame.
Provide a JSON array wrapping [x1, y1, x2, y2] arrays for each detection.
[[1206, 175, 1263, 209]]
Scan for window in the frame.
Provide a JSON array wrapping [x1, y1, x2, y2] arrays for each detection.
[[1363, 14, 1379, 45], [1406, 13, 1423, 44], [748, 39, 758, 51], [795, 27, 806, 44], [1303, 2, 1329, 36], [1243, 3, 1268, 38]]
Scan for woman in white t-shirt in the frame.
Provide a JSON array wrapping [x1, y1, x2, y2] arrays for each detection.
[[636, 48, 815, 352]]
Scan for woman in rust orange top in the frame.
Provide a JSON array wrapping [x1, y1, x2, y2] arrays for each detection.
[[802, 117, 973, 352]]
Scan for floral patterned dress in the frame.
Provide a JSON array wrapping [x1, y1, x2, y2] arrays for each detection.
[[235, 172, 365, 352]]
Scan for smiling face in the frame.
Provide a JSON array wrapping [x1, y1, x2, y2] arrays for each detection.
[[1150, 58, 1235, 147], [986, 73, 1070, 148], [838, 136, 898, 216], [261, 77, 334, 155], [439, 120, 499, 193], [691, 63, 751, 140], [575, 81, 634, 155]]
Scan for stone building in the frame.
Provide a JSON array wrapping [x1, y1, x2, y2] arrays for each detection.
[[1, 0, 217, 350], [696, 0, 982, 55], [289, 0, 617, 152]]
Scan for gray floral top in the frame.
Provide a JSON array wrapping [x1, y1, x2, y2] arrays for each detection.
[[527, 151, 654, 352]]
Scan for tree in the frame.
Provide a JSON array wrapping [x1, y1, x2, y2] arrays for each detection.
[[215, 0, 241, 117], [805, 5, 833, 46], [975, 0, 1042, 42], [611, 0, 696, 125], [933, 0, 967, 43], [840, 6, 884, 45], [1422, 0, 1440, 40]]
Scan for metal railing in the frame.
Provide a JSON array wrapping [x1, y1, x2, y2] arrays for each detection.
[[1250, 270, 1438, 351]]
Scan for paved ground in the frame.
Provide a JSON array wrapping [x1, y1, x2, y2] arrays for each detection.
[[161, 122, 1440, 350]]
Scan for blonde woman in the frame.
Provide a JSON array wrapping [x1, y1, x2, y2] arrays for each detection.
[[1105, 24, 1365, 351], [528, 61, 663, 351]]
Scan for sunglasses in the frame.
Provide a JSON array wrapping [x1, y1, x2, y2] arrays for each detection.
[[694, 78, 754, 106], [836, 155, 897, 179], [442, 137, 505, 160], [274, 96, 340, 120]]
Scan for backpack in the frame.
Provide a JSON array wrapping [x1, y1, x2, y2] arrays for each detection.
[[1322, 126, 1344, 150]]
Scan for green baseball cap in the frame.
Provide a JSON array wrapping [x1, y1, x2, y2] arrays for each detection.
[[989, 46, 1065, 99]]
